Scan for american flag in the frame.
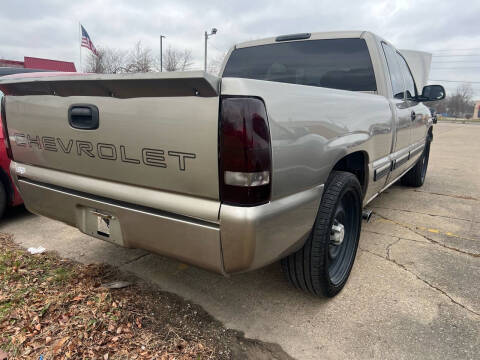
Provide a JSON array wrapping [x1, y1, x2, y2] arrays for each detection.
[[81, 24, 98, 56]]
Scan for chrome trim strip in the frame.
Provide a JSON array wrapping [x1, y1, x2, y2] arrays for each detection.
[[374, 161, 391, 181], [394, 152, 409, 168], [410, 143, 425, 158], [365, 158, 418, 206]]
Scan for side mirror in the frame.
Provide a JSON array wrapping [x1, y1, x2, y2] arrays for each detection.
[[417, 85, 446, 102]]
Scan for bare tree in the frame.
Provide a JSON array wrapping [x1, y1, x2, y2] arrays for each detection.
[[84, 49, 104, 73], [125, 41, 155, 73], [163, 47, 194, 72], [430, 83, 475, 117], [85, 42, 155, 74], [207, 51, 228, 75], [84, 47, 127, 74], [456, 83, 474, 102]]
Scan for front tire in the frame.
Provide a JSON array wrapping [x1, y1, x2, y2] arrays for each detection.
[[401, 139, 431, 187], [281, 171, 362, 297]]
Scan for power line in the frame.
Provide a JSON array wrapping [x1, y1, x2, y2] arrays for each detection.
[[433, 54, 480, 57], [430, 79, 480, 83], [432, 60, 480, 63], [433, 48, 480, 52], [431, 67, 480, 70]]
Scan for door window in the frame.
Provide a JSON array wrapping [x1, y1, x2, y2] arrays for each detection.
[[396, 53, 417, 99], [381, 43, 405, 99]]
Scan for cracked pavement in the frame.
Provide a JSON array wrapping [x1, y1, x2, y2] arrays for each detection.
[[1, 123, 479, 359]]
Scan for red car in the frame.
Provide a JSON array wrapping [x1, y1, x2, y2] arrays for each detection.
[[0, 97, 22, 218], [0, 67, 61, 218]]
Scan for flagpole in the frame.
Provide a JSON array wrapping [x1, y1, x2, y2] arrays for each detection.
[[78, 22, 82, 72]]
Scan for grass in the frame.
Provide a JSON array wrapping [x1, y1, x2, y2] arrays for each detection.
[[0, 232, 292, 359], [0, 233, 217, 359], [438, 116, 480, 123]]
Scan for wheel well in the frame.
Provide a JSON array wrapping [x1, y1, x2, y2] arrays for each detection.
[[332, 151, 368, 197], [0, 168, 13, 204]]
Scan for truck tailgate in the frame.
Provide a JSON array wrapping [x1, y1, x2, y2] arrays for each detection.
[[0, 71, 220, 201]]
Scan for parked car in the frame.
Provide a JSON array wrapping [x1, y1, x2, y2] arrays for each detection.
[[0, 67, 54, 218], [0, 89, 22, 218], [429, 107, 438, 123], [0, 31, 445, 297]]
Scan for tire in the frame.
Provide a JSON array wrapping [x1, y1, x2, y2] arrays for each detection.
[[281, 171, 362, 297], [401, 139, 431, 187], [0, 182, 6, 220]]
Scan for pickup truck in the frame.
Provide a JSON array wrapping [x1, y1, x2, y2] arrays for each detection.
[[0, 31, 445, 297]]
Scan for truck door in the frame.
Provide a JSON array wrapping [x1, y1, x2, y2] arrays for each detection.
[[396, 53, 430, 145], [381, 43, 414, 182]]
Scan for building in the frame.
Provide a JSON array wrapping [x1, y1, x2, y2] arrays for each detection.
[[473, 101, 480, 119], [0, 56, 76, 72]]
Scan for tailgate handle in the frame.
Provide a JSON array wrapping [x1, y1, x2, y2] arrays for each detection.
[[68, 104, 99, 130]]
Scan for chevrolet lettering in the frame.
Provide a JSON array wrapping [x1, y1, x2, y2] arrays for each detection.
[[12, 134, 196, 171]]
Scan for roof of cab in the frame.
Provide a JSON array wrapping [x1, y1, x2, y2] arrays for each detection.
[[235, 31, 373, 49]]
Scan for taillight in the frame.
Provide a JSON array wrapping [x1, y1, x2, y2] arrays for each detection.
[[219, 97, 272, 206], [0, 96, 13, 160]]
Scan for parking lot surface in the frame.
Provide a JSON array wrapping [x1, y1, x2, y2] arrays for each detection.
[[1, 123, 479, 359]]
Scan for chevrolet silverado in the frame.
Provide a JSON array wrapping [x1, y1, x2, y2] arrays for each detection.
[[0, 31, 445, 297]]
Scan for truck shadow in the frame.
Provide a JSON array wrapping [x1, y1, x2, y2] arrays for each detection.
[[119, 186, 399, 316], [0, 205, 34, 225]]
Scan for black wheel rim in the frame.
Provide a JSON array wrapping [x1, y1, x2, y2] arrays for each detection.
[[328, 189, 360, 286]]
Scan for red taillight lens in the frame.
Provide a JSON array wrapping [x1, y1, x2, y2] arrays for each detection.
[[219, 97, 272, 206], [0, 96, 13, 160]]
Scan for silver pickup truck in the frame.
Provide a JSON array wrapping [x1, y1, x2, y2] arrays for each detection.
[[0, 31, 445, 297]]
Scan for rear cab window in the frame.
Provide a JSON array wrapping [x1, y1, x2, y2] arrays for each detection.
[[223, 38, 377, 92]]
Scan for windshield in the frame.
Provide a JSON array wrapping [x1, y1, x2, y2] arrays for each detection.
[[223, 38, 376, 92]]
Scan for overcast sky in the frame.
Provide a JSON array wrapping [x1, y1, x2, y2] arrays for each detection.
[[1, 0, 480, 97]]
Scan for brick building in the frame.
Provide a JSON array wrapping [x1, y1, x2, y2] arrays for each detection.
[[0, 56, 76, 72]]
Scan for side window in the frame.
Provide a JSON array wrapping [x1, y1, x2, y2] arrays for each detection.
[[396, 53, 417, 99], [381, 43, 405, 99]]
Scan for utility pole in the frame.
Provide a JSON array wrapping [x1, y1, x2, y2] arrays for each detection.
[[160, 35, 166, 72], [204, 28, 217, 72]]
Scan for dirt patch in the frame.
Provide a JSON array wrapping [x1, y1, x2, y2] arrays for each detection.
[[0, 233, 293, 359]]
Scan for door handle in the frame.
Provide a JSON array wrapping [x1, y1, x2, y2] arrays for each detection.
[[410, 111, 416, 121], [68, 104, 99, 130]]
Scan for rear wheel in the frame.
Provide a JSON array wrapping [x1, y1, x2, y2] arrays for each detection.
[[0, 182, 6, 219], [401, 140, 431, 187], [281, 171, 362, 297]]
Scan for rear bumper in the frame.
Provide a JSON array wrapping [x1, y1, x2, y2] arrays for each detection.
[[220, 185, 323, 272], [10, 162, 322, 274]]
